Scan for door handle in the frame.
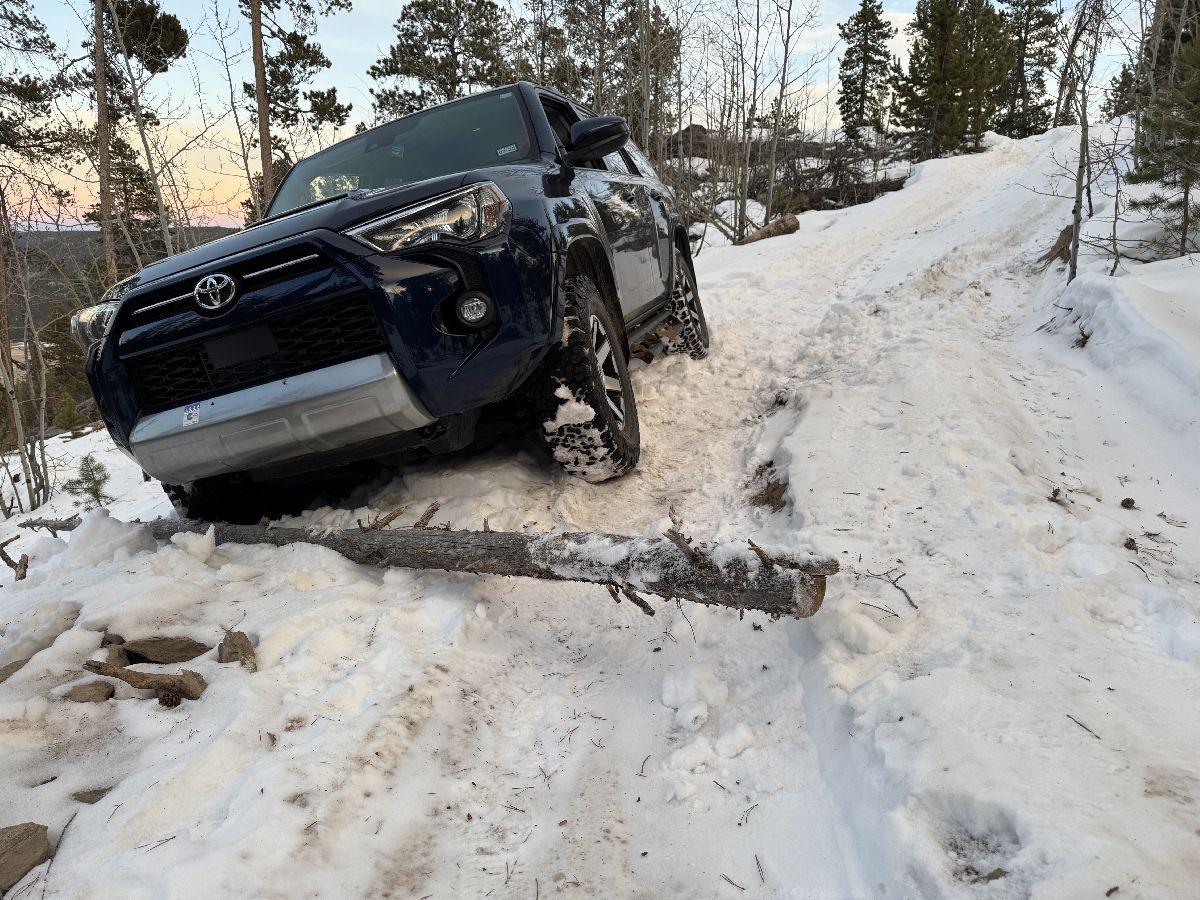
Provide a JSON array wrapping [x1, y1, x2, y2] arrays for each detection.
[[618, 188, 638, 203], [648, 189, 664, 202]]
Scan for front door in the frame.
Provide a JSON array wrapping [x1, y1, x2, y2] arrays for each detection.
[[540, 96, 661, 319]]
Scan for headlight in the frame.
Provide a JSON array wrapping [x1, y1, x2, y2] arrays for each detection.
[[345, 183, 510, 252], [71, 277, 134, 351], [70, 301, 119, 351]]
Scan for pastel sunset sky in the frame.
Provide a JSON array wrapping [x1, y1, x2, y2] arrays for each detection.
[[34, 0, 916, 226]]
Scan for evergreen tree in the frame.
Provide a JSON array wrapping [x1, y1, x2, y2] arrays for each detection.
[[512, 0, 581, 94], [837, 0, 897, 146], [368, 0, 513, 123], [892, 0, 967, 158], [1102, 62, 1137, 119], [560, 0, 622, 110], [83, 136, 172, 271], [63, 454, 114, 509], [1128, 40, 1200, 257], [994, 0, 1059, 137], [840, 0, 897, 146], [240, 0, 352, 155], [959, 0, 1009, 148]]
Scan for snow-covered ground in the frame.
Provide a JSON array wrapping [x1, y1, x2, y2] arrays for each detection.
[[3, 125, 1200, 898]]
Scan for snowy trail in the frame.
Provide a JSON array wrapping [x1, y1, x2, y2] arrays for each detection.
[[4, 128, 1200, 899]]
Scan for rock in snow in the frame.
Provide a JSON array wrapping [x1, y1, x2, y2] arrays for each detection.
[[121, 637, 211, 664], [0, 822, 49, 891], [63, 681, 115, 703]]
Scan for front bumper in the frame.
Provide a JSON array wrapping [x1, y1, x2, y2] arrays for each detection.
[[129, 353, 434, 484]]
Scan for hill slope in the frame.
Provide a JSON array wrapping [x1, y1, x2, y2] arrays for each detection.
[[2, 127, 1199, 899]]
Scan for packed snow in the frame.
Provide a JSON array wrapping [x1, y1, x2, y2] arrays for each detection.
[[3, 124, 1200, 898]]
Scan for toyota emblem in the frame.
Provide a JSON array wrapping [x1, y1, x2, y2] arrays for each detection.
[[193, 273, 238, 311]]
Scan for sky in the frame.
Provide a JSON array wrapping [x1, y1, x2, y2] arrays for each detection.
[[25, 0, 970, 226]]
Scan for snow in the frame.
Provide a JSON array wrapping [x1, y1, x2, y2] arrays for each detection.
[[4, 124, 1200, 898]]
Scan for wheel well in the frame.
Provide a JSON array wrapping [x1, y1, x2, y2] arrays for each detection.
[[564, 239, 627, 351]]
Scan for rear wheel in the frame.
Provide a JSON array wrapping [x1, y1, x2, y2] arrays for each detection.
[[531, 275, 640, 483], [660, 246, 710, 359]]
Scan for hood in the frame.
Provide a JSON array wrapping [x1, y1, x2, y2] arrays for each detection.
[[127, 172, 472, 290]]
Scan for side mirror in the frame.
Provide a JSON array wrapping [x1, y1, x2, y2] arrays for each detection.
[[563, 116, 630, 166]]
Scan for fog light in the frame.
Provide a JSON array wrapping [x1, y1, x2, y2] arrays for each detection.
[[456, 292, 494, 327]]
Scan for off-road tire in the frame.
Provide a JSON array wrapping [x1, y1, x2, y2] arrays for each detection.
[[531, 275, 640, 483], [660, 246, 710, 359]]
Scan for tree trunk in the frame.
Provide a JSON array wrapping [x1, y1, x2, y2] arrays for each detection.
[[93, 0, 117, 284], [156, 520, 832, 618], [250, 0, 274, 209], [28, 516, 835, 618], [106, 0, 174, 258], [1068, 90, 1090, 283]]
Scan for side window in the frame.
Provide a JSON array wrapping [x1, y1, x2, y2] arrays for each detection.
[[603, 151, 632, 175], [540, 96, 602, 170], [624, 142, 659, 180]]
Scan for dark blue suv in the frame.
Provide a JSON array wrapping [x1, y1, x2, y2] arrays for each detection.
[[73, 83, 710, 521]]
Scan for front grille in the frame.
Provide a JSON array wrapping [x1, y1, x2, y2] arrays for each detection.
[[124, 244, 329, 324], [127, 293, 387, 413]]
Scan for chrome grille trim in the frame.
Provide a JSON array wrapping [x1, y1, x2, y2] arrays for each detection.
[[243, 253, 321, 280], [132, 292, 193, 317]]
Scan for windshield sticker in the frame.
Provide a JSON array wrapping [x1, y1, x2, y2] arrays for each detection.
[[183, 403, 200, 427], [496, 143, 518, 157]]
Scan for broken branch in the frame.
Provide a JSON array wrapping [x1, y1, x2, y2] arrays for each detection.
[[82, 660, 207, 704]]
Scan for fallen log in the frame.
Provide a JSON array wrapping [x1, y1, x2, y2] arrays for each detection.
[[737, 213, 800, 245], [27, 516, 837, 618]]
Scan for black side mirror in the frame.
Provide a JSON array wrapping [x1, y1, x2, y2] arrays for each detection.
[[563, 116, 630, 166]]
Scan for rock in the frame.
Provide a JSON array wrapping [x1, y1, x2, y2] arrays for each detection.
[[217, 631, 257, 672], [122, 637, 210, 664], [738, 213, 800, 245], [64, 681, 115, 703], [101, 633, 125, 646], [0, 822, 50, 891], [106, 644, 130, 667], [0, 657, 31, 684], [71, 787, 112, 804]]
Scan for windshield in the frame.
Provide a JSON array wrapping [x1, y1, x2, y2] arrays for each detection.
[[267, 90, 535, 216]]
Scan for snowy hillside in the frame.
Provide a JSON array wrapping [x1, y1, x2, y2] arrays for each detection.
[[3, 126, 1200, 899]]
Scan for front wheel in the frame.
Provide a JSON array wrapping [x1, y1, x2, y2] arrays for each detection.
[[660, 246, 710, 359], [531, 275, 640, 483]]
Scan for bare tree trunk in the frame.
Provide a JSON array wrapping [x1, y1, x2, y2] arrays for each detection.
[[93, 0, 117, 284], [764, 0, 795, 223], [106, 0, 174, 257], [0, 187, 35, 511], [250, 0, 274, 209]]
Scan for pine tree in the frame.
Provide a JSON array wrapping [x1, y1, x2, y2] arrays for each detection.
[[1103, 62, 1137, 119], [512, 0, 580, 94], [994, 0, 1059, 137], [837, 0, 897, 146], [240, 0, 352, 159], [368, 0, 513, 123], [1128, 40, 1200, 257], [892, 0, 967, 158], [959, 0, 1009, 148], [63, 454, 115, 509]]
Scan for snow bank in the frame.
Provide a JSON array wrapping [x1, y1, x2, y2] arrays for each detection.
[[1057, 255, 1200, 434]]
